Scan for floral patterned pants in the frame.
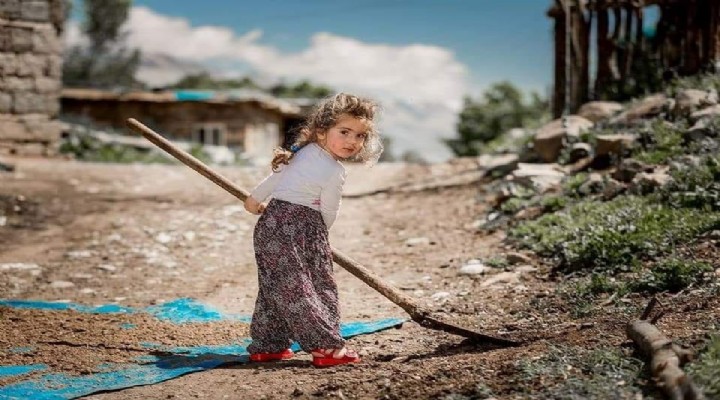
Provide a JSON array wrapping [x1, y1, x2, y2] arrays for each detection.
[[247, 199, 346, 354]]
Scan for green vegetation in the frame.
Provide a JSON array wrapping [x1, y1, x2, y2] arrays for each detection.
[[167, 73, 260, 90], [445, 81, 549, 156], [63, 0, 142, 89], [631, 258, 713, 294], [633, 119, 687, 164], [269, 80, 333, 99], [687, 334, 720, 398], [60, 134, 210, 164], [510, 196, 720, 272], [516, 345, 646, 399], [656, 154, 720, 211]]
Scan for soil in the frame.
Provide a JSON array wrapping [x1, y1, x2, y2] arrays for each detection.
[[1, 157, 718, 399]]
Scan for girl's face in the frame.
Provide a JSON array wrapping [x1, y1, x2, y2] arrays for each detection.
[[318, 114, 368, 160]]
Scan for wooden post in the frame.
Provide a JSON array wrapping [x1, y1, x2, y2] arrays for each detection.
[[596, 2, 613, 99], [552, 2, 567, 118]]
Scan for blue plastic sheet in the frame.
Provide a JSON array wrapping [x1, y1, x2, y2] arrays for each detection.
[[0, 298, 404, 399]]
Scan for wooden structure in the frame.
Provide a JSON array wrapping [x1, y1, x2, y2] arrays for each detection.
[[549, 0, 720, 117]]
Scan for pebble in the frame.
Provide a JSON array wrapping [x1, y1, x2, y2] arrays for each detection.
[[0, 216, 6, 226], [155, 232, 172, 244], [430, 291, 451, 301], [459, 260, 491, 275], [49, 281, 75, 289], [97, 264, 117, 272], [67, 250, 93, 259], [404, 237, 430, 247], [0, 263, 41, 270]]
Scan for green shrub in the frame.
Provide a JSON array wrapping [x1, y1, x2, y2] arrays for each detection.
[[634, 119, 687, 164], [510, 196, 720, 271], [516, 345, 645, 399], [657, 155, 720, 211], [562, 173, 589, 198], [687, 334, 720, 398], [630, 258, 713, 293]]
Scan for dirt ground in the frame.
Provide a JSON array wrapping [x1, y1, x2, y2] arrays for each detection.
[[1, 157, 717, 399]]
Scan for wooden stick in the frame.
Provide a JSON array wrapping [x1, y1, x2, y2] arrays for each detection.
[[125, 118, 520, 347], [627, 300, 705, 400]]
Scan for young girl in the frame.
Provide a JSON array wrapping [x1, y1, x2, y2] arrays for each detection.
[[243, 93, 383, 367]]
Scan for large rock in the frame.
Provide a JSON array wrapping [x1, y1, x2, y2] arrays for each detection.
[[479, 153, 519, 177], [690, 104, 720, 123], [595, 134, 637, 157], [577, 101, 623, 122], [674, 89, 719, 116], [612, 94, 668, 124], [511, 162, 566, 193], [612, 158, 648, 182], [630, 167, 672, 194], [533, 115, 593, 162]]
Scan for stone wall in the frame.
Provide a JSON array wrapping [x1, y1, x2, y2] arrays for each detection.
[[0, 0, 65, 156]]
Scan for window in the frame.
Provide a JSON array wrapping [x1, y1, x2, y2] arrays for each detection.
[[192, 123, 227, 146]]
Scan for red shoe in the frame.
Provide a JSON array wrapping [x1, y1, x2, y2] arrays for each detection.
[[249, 348, 294, 362], [311, 348, 361, 367]]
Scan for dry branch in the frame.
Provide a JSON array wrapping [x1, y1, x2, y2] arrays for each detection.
[[626, 299, 705, 400]]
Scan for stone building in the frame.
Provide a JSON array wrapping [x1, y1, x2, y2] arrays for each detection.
[[0, 0, 65, 156], [61, 88, 308, 163]]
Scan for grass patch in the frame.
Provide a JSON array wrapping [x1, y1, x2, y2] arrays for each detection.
[[656, 154, 720, 211], [630, 258, 714, 294], [633, 119, 687, 164], [515, 345, 647, 399], [687, 334, 720, 398], [510, 196, 720, 272]]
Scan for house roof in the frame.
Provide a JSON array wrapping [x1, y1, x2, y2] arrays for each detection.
[[61, 88, 304, 117]]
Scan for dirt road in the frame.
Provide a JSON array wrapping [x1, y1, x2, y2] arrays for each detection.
[[1, 157, 713, 399]]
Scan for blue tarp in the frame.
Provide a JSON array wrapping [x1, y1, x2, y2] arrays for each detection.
[[0, 298, 404, 400]]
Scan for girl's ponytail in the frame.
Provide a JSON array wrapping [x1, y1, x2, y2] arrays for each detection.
[[270, 127, 311, 171]]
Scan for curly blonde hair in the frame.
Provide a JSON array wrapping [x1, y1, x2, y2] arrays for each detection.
[[271, 92, 383, 171]]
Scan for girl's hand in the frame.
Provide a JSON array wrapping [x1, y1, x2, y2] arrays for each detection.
[[244, 196, 265, 215]]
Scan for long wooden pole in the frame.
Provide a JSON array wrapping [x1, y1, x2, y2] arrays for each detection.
[[125, 118, 520, 347]]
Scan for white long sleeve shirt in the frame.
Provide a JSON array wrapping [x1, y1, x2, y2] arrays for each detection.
[[250, 143, 346, 228]]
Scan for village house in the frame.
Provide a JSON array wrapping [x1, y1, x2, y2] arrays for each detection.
[[60, 88, 311, 163]]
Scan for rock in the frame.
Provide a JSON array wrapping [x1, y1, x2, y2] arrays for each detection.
[[479, 153, 519, 178], [480, 271, 521, 287], [49, 280, 75, 289], [515, 265, 538, 273], [183, 231, 196, 241], [601, 178, 626, 200], [70, 273, 93, 279], [595, 134, 637, 157], [0, 262, 40, 270], [66, 250, 93, 259], [514, 206, 543, 220], [459, 260, 491, 275], [674, 89, 719, 116], [569, 142, 593, 162], [97, 264, 117, 272], [612, 94, 668, 123], [612, 158, 648, 183], [577, 101, 624, 122], [511, 163, 566, 193], [430, 291, 451, 301], [79, 288, 96, 294], [690, 104, 720, 122], [629, 167, 672, 194], [578, 173, 604, 196], [155, 232, 172, 244], [533, 116, 594, 162], [0, 216, 6, 226], [405, 237, 430, 247], [505, 252, 532, 265]]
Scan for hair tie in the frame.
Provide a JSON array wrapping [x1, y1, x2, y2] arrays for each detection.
[[290, 144, 300, 153]]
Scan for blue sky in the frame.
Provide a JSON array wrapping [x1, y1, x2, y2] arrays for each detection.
[[127, 0, 555, 96], [67, 1, 557, 161]]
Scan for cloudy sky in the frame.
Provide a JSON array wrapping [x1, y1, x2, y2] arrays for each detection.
[[66, 1, 555, 162]]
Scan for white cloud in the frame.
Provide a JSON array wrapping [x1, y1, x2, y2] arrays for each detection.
[[66, 6, 470, 162]]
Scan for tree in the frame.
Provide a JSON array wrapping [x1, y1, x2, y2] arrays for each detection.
[[445, 81, 548, 157], [63, 0, 141, 89], [167, 73, 260, 90], [269, 80, 333, 99]]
